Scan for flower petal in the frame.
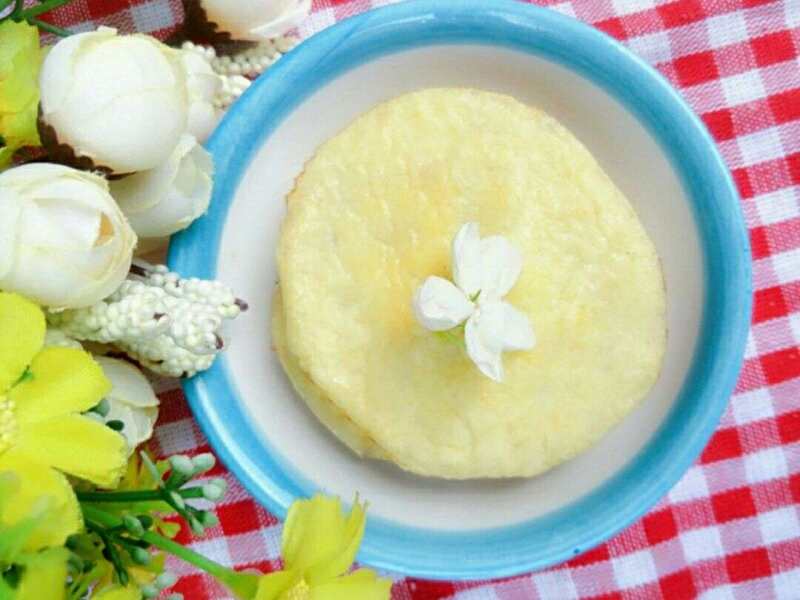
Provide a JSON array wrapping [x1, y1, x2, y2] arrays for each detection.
[[478, 236, 522, 302], [254, 570, 298, 600], [497, 302, 536, 351], [281, 495, 365, 581], [309, 569, 392, 600], [11, 346, 111, 425], [91, 584, 143, 600], [0, 292, 45, 392], [452, 222, 482, 297], [412, 276, 473, 332], [0, 450, 81, 549], [14, 414, 126, 488], [465, 309, 505, 382], [16, 547, 69, 600]]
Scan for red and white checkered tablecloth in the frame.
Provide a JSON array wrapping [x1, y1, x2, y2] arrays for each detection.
[[41, 0, 800, 598]]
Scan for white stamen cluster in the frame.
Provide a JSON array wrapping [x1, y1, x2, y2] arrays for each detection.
[[181, 36, 299, 109], [47, 260, 246, 378]]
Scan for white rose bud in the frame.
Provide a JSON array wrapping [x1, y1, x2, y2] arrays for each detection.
[[39, 27, 188, 174], [0, 163, 136, 309], [111, 134, 214, 238], [201, 0, 311, 41], [180, 50, 222, 142], [94, 356, 159, 453]]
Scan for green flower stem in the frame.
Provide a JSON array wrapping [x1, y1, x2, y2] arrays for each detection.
[[17, 0, 73, 19], [77, 487, 206, 503], [26, 16, 70, 36], [81, 505, 260, 600], [11, 0, 23, 18]]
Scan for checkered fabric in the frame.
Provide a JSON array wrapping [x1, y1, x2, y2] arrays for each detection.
[[41, 0, 800, 598]]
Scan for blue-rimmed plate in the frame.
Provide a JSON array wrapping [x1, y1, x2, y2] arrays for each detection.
[[169, 0, 751, 580]]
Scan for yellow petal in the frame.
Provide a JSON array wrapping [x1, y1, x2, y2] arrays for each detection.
[[255, 570, 298, 600], [92, 584, 143, 600], [308, 569, 392, 600], [14, 414, 126, 488], [0, 450, 81, 549], [281, 495, 367, 584], [0, 293, 45, 392], [11, 346, 111, 425], [16, 547, 69, 600]]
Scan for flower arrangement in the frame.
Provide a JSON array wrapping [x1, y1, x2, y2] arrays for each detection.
[[0, 1, 390, 598]]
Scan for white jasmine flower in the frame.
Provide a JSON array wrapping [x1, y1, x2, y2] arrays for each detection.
[[200, 0, 311, 41], [0, 163, 136, 309], [39, 27, 188, 174], [413, 223, 535, 382], [94, 356, 159, 453], [111, 134, 214, 238]]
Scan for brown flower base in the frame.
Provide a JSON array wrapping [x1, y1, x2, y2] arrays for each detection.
[[37, 110, 116, 176]]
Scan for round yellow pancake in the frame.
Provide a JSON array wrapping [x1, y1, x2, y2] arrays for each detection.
[[276, 88, 666, 479]]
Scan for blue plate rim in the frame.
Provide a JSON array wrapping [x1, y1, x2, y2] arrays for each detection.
[[168, 0, 752, 580]]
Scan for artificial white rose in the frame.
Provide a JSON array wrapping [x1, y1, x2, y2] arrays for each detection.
[[179, 50, 222, 142], [201, 0, 311, 41], [111, 134, 214, 238], [94, 356, 159, 453], [0, 163, 137, 309], [39, 27, 188, 174]]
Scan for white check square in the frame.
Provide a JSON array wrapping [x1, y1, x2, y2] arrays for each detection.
[[680, 526, 724, 562], [706, 11, 750, 48], [612, 550, 658, 589], [744, 446, 789, 484], [737, 127, 785, 166], [721, 70, 767, 106], [759, 506, 800, 545], [669, 466, 710, 503], [772, 248, 800, 286], [755, 186, 800, 226], [774, 568, 800, 599], [732, 388, 775, 425], [628, 31, 673, 64], [534, 570, 579, 600], [612, 0, 654, 15]]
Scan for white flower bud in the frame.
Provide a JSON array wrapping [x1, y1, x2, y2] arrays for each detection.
[[179, 51, 222, 142], [0, 163, 136, 309], [39, 27, 188, 174], [201, 0, 311, 41], [111, 135, 214, 238], [94, 356, 159, 453]]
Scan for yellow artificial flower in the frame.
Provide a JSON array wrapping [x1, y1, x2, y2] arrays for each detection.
[[0, 292, 127, 548], [0, 471, 69, 600], [254, 495, 392, 600], [91, 584, 142, 600], [0, 20, 41, 167]]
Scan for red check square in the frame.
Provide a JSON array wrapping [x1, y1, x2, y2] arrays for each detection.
[[657, 0, 705, 28], [777, 410, 800, 444], [726, 548, 772, 583], [761, 348, 800, 385], [659, 569, 697, 599], [712, 488, 757, 522], [752, 31, 796, 67], [674, 51, 719, 86], [753, 287, 789, 323], [701, 428, 743, 463], [643, 509, 678, 545]]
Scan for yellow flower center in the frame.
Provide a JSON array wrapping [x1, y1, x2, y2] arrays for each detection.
[[282, 579, 311, 600], [0, 396, 16, 454]]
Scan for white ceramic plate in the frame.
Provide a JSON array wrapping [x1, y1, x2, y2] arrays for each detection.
[[169, 0, 751, 579]]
